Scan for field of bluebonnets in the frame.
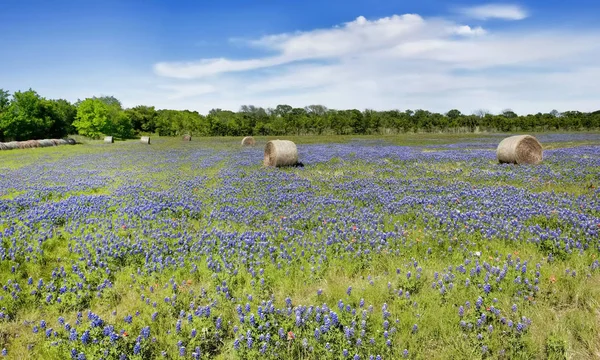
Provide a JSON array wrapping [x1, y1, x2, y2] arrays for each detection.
[[0, 133, 599, 360]]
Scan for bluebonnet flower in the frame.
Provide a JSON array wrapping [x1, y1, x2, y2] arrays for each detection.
[[80, 330, 90, 344], [246, 333, 253, 349]]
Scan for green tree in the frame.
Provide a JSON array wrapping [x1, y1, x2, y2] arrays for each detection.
[[0, 89, 10, 141], [48, 99, 77, 137], [0, 89, 9, 113], [0, 89, 58, 141], [126, 105, 158, 133], [73, 97, 133, 139], [73, 98, 111, 139]]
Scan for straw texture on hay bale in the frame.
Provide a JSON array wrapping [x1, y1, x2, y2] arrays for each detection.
[[38, 139, 56, 147], [183, 135, 192, 141], [263, 140, 299, 167], [140, 136, 151, 144], [4, 142, 20, 150], [241, 136, 256, 146], [20, 140, 40, 149], [104, 136, 114, 144], [0, 138, 76, 151], [497, 135, 543, 165]]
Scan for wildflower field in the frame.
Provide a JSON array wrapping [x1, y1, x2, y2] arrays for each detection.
[[0, 133, 599, 360]]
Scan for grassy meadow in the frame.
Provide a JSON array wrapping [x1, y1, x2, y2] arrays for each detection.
[[0, 133, 599, 359]]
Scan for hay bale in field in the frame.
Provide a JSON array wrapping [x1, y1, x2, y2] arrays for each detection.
[[20, 140, 40, 149], [241, 136, 256, 146], [4, 142, 20, 150], [104, 136, 114, 144], [497, 135, 543, 165], [38, 139, 56, 147], [183, 134, 192, 141], [0, 138, 76, 151], [140, 136, 151, 144], [263, 140, 299, 167]]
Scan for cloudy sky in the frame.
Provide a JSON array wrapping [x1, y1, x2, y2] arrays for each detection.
[[1, 0, 599, 115]]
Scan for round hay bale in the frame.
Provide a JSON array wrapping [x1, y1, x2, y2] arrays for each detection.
[[0, 143, 8, 150], [241, 136, 256, 146], [20, 140, 40, 149], [51, 139, 61, 146], [497, 135, 543, 165], [183, 135, 192, 141], [65, 138, 76, 145], [263, 140, 299, 167], [104, 136, 114, 144], [5, 142, 19, 150], [38, 139, 55, 147], [140, 136, 151, 144]]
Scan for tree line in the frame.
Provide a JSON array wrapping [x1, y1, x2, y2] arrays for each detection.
[[1, 88, 599, 141]]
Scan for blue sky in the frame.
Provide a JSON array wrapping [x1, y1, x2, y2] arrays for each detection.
[[1, 0, 600, 114]]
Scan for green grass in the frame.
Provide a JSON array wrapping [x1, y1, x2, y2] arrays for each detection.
[[0, 133, 599, 359]]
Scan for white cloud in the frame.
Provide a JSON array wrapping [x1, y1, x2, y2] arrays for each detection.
[[154, 58, 289, 79], [146, 12, 600, 114], [153, 14, 486, 79], [459, 4, 528, 21]]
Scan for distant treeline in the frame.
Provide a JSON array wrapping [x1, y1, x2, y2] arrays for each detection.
[[1, 88, 599, 141]]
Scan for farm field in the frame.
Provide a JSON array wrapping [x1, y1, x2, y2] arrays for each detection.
[[0, 133, 599, 360]]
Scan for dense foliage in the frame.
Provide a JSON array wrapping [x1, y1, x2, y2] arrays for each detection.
[[1, 88, 599, 141], [0, 90, 76, 141], [0, 134, 599, 359]]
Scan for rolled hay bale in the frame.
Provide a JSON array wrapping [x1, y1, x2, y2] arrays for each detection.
[[0, 143, 8, 150], [4, 142, 20, 150], [104, 136, 114, 144], [140, 136, 151, 144], [497, 135, 543, 165], [55, 139, 68, 145], [241, 136, 256, 147], [22, 140, 40, 149], [38, 139, 56, 147], [263, 140, 299, 167], [65, 138, 76, 145], [183, 135, 192, 141]]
